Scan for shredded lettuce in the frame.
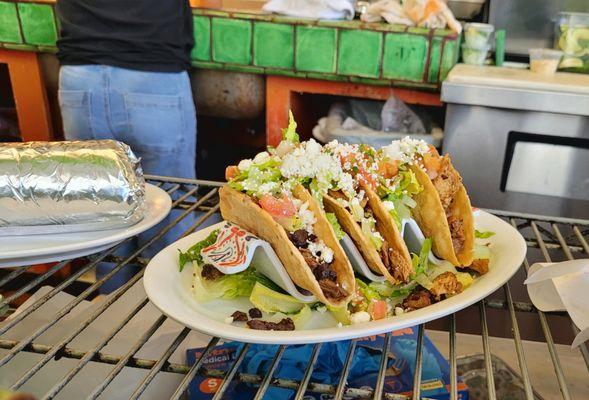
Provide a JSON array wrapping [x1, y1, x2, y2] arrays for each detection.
[[282, 110, 299, 143], [412, 238, 433, 277], [178, 229, 219, 271], [228, 157, 283, 198], [475, 229, 495, 239], [249, 282, 305, 313], [192, 265, 259, 302], [368, 280, 412, 306], [326, 213, 345, 240], [356, 279, 381, 303]]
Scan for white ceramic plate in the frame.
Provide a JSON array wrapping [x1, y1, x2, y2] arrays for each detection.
[[0, 184, 171, 268], [144, 211, 526, 344]]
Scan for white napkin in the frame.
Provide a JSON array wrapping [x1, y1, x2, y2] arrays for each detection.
[[263, 0, 355, 20], [524, 259, 589, 348]]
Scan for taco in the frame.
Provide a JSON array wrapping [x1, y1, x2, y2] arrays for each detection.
[[221, 169, 354, 307], [322, 142, 413, 284], [381, 138, 474, 266]]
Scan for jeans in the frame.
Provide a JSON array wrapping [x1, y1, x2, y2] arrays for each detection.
[[59, 65, 197, 291]]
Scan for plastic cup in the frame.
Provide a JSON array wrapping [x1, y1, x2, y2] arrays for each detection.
[[464, 23, 495, 48], [462, 44, 489, 65], [529, 48, 564, 75]]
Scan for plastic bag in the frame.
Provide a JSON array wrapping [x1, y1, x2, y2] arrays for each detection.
[[361, 0, 414, 26], [404, 0, 462, 33]]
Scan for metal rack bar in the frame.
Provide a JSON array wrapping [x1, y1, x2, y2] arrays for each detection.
[[294, 343, 322, 400], [449, 314, 457, 400], [1, 178, 588, 400], [411, 325, 424, 400], [211, 343, 251, 400], [479, 301, 497, 400], [129, 327, 192, 400], [373, 332, 392, 400], [334, 339, 357, 400], [504, 283, 534, 400], [253, 345, 286, 400]]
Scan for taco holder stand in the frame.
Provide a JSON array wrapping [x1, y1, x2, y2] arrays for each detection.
[[0, 176, 587, 400], [201, 216, 447, 295]]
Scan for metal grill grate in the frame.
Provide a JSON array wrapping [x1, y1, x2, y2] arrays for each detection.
[[0, 175, 588, 400]]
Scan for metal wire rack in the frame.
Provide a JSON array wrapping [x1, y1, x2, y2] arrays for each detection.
[[0, 175, 588, 400]]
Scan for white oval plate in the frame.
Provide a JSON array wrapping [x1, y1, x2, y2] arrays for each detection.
[[0, 184, 171, 267], [143, 211, 526, 344]]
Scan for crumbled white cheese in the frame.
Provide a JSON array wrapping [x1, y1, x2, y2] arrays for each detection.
[[350, 311, 371, 324], [238, 159, 253, 171], [316, 305, 327, 314], [308, 240, 334, 263], [337, 322, 343, 328], [224, 316, 234, 324], [253, 151, 270, 164], [258, 181, 280, 195], [394, 307, 404, 316], [382, 137, 429, 164], [297, 201, 316, 232]]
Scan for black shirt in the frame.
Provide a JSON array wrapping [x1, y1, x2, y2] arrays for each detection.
[[57, 0, 194, 72]]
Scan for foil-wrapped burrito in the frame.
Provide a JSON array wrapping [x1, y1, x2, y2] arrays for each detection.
[[0, 140, 145, 236]]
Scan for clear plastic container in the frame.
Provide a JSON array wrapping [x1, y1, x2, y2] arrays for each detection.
[[529, 48, 563, 75], [555, 12, 589, 73], [461, 44, 489, 65], [463, 23, 494, 48]]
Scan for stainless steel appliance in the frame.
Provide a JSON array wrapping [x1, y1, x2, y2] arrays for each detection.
[[489, 0, 589, 56], [442, 64, 589, 219]]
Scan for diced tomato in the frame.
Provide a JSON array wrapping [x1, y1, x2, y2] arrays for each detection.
[[225, 165, 239, 181], [378, 160, 399, 179], [369, 300, 387, 320], [358, 169, 377, 190], [259, 194, 296, 218]]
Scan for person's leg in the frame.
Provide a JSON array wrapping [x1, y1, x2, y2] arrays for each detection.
[[107, 67, 198, 256], [59, 65, 137, 293]]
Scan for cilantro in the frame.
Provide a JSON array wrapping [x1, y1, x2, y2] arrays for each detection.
[[326, 212, 345, 240], [475, 230, 495, 239], [178, 229, 219, 272], [281, 110, 299, 143]]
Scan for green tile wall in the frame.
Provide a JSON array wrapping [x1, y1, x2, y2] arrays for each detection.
[[253, 22, 293, 69], [295, 26, 337, 73], [382, 34, 428, 81], [192, 16, 211, 61], [212, 17, 252, 64], [0, 5, 459, 88], [0, 2, 21, 44], [337, 30, 382, 78], [17, 3, 57, 46], [427, 37, 442, 83]]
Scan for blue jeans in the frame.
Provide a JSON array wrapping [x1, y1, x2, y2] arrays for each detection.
[[59, 65, 197, 291]]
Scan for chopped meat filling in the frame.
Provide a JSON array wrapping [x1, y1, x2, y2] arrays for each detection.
[[431, 155, 462, 211], [248, 308, 263, 319], [429, 272, 463, 299], [231, 311, 248, 322], [319, 279, 348, 302], [468, 259, 489, 275], [247, 318, 295, 331], [379, 239, 408, 282], [289, 229, 315, 248], [448, 216, 465, 254], [403, 290, 432, 310], [299, 248, 320, 268], [201, 264, 224, 281], [313, 263, 337, 281]]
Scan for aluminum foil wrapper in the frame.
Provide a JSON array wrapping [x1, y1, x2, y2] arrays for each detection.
[[0, 140, 145, 236]]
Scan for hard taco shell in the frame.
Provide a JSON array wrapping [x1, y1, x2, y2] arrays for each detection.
[[409, 164, 474, 266], [219, 185, 354, 307]]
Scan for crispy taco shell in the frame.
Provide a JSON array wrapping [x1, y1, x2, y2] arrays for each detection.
[[409, 163, 474, 266], [323, 183, 413, 284], [219, 185, 354, 307]]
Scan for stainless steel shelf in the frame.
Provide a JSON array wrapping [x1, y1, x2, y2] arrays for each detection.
[[1, 175, 588, 400]]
